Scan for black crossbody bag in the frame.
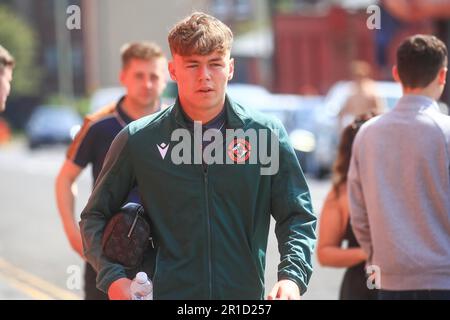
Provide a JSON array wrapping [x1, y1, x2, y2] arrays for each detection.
[[101, 203, 154, 269]]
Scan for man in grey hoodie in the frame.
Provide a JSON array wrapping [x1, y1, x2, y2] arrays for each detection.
[[348, 34, 450, 300]]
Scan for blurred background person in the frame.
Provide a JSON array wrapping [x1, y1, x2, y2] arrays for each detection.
[[0, 45, 14, 144], [317, 113, 377, 300], [55, 41, 168, 300], [338, 61, 384, 130], [0, 44, 14, 112]]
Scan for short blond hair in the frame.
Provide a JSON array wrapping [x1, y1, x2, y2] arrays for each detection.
[[120, 41, 165, 69], [168, 12, 233, 56], [0, 45, 15, 73]]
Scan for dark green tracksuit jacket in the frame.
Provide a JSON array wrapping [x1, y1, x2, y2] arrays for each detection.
[[80, 95, 316, 299]]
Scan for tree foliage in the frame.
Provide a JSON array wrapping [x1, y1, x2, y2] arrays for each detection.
[[0, 5, 41, 96]]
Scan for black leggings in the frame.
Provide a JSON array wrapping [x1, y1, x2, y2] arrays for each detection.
[[339, 263, 378, 300]]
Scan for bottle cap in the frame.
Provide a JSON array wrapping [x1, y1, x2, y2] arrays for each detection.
[[135, 272, 148, 284]]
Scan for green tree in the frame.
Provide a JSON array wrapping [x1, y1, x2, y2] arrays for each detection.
[[0, 5, 41, 96]]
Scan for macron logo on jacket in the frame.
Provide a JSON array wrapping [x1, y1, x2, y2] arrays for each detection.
[[157, 143, 170, 159]]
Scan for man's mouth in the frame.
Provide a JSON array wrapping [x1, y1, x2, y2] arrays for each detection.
[[140, 92, 153, 99], [198, 88, 214, 93]]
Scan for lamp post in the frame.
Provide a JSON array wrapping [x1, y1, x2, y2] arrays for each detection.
[[54, 0, 74, 101]]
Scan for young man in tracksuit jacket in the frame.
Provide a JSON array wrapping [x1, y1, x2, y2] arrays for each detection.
[[80, 12, 316, 300]]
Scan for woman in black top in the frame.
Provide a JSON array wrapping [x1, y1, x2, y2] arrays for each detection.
[[317, 114, 377, 300]]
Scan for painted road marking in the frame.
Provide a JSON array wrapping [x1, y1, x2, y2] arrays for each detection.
[[0, 272, 54, 300], [0, 258, 80, 300]]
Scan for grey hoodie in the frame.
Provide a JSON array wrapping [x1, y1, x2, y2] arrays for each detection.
[[348, 95, 450, 290]]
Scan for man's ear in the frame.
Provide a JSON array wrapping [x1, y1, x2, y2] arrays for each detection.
[[119, 68, 125, 85], [392, 65, 400, 82], [228, 58, 235, 81], [438, 67, 447, 85], [168, 60, 177, 82]]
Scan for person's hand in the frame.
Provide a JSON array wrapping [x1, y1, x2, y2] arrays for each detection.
[[267, 279, 301, 300], [108, 278, 132, 300]]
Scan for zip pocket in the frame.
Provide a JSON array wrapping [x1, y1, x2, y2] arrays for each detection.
[[127, 213, 140, 238]]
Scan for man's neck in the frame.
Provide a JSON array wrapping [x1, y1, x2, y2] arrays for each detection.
[[402, 87, 438, 101], [122, 96, 160, 120], [180, 99, 225, 124]]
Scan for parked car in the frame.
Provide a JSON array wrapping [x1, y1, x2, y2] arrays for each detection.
[[311, 80, 403, 178], [227, 83, 323, 173], [25, 105, 82, 149], [288, 95, 324, 174], [227, 84, 297, 130]]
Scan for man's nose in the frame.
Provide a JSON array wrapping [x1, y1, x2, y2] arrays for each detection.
[[144, 78, 153, 89], [198, 65, 211, 81]]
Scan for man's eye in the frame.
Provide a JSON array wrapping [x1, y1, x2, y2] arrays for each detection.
[[187, 65, 197, 68]]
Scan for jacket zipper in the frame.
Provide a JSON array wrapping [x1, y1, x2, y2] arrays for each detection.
[[176, 114, 214, 298], [204, 166, 213, 299]]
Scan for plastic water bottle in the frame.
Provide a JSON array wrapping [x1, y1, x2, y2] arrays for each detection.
[[130, 272, 153, 300]]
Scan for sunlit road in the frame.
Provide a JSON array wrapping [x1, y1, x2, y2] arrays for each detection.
[[0, 140, 343, 300]]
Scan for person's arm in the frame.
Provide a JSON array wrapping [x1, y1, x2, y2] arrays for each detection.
[[317, 189, 367, 267], [347, 135, 372, 261], [267, 121, 317, 300], [55, 117, 94, 258], [79, 128, 136, 298], [55, 160, 84, 257]]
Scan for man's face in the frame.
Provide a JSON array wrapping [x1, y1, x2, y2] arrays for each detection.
[[0, 67, 13, 112], [120, 58, 167, 107], [169, 50, 234, 113]]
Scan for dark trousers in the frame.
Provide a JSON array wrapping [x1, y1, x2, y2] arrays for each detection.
[[84, 262, 108, 300], [339, 263, 378, 300], [378, 289, 450, 300]]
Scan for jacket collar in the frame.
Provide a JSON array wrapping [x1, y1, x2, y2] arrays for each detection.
[[116, 95, 163, 126], [115, 96, 134, 125], [172, 94, 246, 129]]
